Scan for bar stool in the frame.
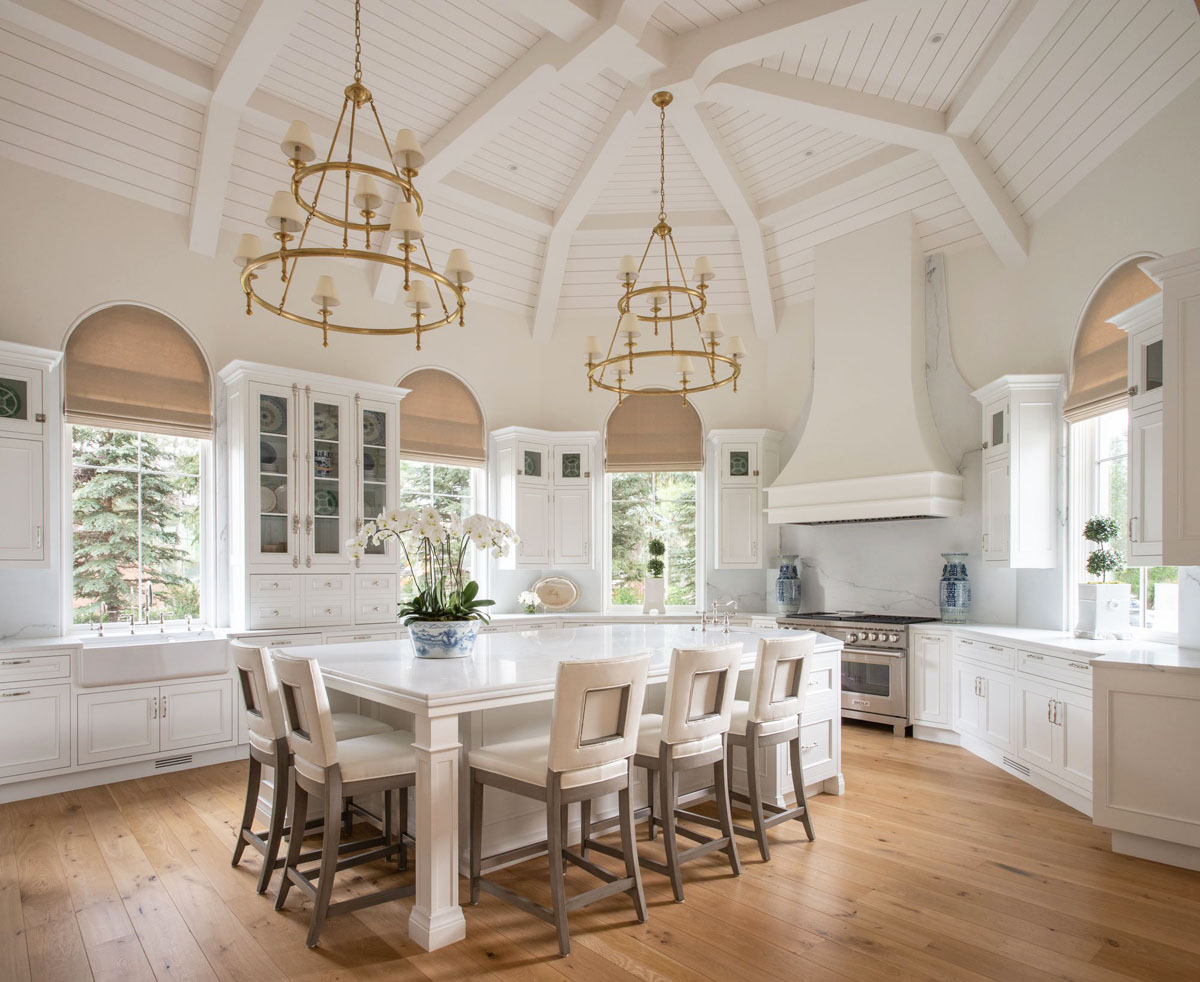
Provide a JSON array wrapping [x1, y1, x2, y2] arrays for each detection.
[[271, 651, 418, 948], [593, 642, 743, 903], [230, 642, 396, 894], [726, 634, 816, 861], [469, 653, 651, 957]]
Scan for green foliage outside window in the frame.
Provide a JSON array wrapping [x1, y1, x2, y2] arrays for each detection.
[[398, 461, 476, 599], [610, 472, 696, 607]]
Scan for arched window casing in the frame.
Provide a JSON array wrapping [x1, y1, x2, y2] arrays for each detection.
[[397, 368, 485, 466]]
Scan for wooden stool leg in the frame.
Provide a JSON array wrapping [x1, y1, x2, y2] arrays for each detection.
[[714, 752, 742, 877], [274, 772, 306, 910], [789, 736, 815, 841], [745, 729, 771, 862], [256, 757, 288, 894], [546, 784, 571, 956], [646, 767, 658, 840], [307, 781, 343, 948], [469, 774, 483, 905], [658, 752, 684, 903], [580, 798, 591, 858], [397, 787, 409, 870], [232, 753, 261, 867], [384, 787, 394, 851], [618, 782, 647, 923], [342, 795, 354, 837]]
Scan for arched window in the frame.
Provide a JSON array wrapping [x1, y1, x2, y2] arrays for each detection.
[[1063, 257, 1159, 421], [397, 368, 485, 466], [604, 392, 703, 471], [64, 303, 212, 437]]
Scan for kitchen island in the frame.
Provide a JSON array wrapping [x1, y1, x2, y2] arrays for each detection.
[[279, 623, 843, 950]]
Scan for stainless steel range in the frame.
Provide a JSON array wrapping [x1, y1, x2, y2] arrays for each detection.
[[776, 611, 939, 735]]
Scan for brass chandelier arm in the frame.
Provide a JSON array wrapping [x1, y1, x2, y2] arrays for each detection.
[[292, 159, 422, 232], [617, 283, 706, 321], [587, 349, 742, 396]]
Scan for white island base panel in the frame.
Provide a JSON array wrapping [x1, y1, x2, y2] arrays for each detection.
[[283, 624, 844, 951]]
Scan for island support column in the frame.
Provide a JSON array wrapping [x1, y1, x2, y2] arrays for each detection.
[[408, 711, 468, 949]]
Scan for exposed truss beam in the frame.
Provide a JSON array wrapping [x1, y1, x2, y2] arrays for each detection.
[[758, 146, 921, 225], [189, 0, 313, 256], [532, 85, 653, 343], [669, 85, 775, 338], [707, 65, 1028, 266], [508, 0, 601, 40], [946, 0, 1073, 137]]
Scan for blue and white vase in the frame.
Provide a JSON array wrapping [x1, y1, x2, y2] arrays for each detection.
[[939, 553, 971, 624], [776, 555, 802, 615], [407, 619, 480, 659]]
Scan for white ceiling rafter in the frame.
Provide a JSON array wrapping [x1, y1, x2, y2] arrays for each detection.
[[705, 64, 1029, 265], [189, 0, 316, 256]]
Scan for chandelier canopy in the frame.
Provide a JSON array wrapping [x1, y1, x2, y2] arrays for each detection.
[[585, 91, 744, 402], [233, 0, 472, 349]]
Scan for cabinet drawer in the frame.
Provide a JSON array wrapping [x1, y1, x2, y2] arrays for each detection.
[[241, 633, 320, 649], [249, 575, 302, 598], [324, 630, 398, 644], [955, 636, 1015, 669], [1018, 649, 1093, 690], [0, 682, 70, 778], [249, 602, 302, 630], [798, 715, 836, 782], [356, 598, 395, 623], [805, 659, 836, 701], [355, 572, 396, 594], [0, 650, 71, 682], [306, 575, 350, 595], [304, 597, 353, 626]]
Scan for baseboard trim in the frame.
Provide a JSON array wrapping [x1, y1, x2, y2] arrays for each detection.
[[1111, 831, 1200, 872]]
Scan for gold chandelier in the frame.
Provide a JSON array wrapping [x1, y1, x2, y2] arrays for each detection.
[[585, 91, 744, 402], [233, 0, 472, 348]]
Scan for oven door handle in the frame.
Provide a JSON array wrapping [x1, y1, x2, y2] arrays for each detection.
[[841, 646, 906, 660]]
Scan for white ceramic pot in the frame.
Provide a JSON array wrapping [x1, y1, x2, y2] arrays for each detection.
[[407, 619, 480, 658], [643, 576, 666, 615], [1075, 582, 1132, 640]]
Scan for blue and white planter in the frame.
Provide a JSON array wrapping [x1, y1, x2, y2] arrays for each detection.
[[407, 619, 481, 659], [775, 555, 802, 615], [938, 552, 971, 624]]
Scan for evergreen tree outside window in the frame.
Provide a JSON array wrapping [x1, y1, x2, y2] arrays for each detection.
[[609, 472, 697, 608], [397, 460, 480, 598], [71, 427, 202, 624]]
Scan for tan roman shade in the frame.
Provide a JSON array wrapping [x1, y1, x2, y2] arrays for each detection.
[[398, 368, 485, 465], [605, 392, 703, 472], [1063, 257, 1160, 421], [64, 304, 213, 438]]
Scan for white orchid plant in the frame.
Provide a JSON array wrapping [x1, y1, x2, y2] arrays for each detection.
[[346, 508, 518, 625], [517, 590, 539, 614]]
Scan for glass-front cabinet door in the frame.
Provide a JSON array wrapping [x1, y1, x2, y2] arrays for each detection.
[[0, 361, 44, 437], [982, 397, 1007, 459], [357, 397, 396, 564], [719, 442, 758, 486], [1130, 329, 1164, 412], [251, 383, 297, 567], [553, 444, 590, 487], [306, 390, 351, 567], [517, 440, 550, 486]]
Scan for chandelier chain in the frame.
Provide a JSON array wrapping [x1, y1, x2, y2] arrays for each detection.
[[658, 101, 667, 223], [353, 0, 363, 82]]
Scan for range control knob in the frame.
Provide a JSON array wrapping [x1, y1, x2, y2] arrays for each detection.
[[846, 632, 858, 644], [864, 632, 875, 641], [889, 633, 899, 643]]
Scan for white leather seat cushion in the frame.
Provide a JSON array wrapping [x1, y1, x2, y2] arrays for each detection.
[[294, 730, 416, 784], [729, 699, 798, 737], [636, 713, 724, 759], [331, 712, 393, 741], [469, 736, 629, 790]]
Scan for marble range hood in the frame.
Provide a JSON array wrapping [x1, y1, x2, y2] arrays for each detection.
[[766, 213, 964, 524]]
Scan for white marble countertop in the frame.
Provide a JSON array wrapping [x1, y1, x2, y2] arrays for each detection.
[[281, 623, 839, 712]]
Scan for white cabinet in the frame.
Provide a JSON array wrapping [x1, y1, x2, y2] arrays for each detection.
[[0, 437, 44, 563], [709, 429, 781, 570], [953, 658, 1014, 753], [0, 344, 52, 438], [1111, 295, 1165, 567], [971, 375, 1063, 569], [493, 428, 597, 570], [0, 682, 70, 778], [911, 630, 951, 727], [77, 679, 234, 765], [1016, 676, 1092, 791]]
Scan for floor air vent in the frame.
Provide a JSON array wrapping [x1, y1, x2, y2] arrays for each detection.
[[155, 754, 193, 769], [1002, 756, 1031, 777]]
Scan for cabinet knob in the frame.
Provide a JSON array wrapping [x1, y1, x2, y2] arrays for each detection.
[[35, 412, 46, 423], [1128, 384, 1139, 396]]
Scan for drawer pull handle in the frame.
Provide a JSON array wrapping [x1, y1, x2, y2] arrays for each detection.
[[271, 582, 279, 588], [325, 582, 332, 588], [2, 690, 31, 698], [1026, 653, 1043, 661], [801, 742, 818, 751], [1068, 662, 1089, 671], [352, 635, 370, 640], [325, 608, 333, 615], [271, 610, 279, 617], [807, 679, 820, 687], [2, 659, 32, 666], [988, 645, 1004, 652]]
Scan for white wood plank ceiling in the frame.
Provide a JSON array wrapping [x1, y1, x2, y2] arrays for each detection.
[[0, 0, 1195, 330]]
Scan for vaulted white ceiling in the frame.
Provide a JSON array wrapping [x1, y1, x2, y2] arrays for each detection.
[[1, 0, 1197, 338]]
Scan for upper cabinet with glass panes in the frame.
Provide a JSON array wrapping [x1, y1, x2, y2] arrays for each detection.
[[553, 444, 590, 487], [0, 342, 58, 437], [1108, 294, 1164, 413], [357, 399, 398, 562]]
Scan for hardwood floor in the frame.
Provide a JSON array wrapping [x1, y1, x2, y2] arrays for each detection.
[[3, 724, 1198, 981]]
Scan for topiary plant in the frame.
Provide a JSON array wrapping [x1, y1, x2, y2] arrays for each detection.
[[1083, 515, 1124, 583], [646, 537, 665, 578]]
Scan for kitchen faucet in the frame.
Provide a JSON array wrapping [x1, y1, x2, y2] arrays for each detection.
[[712, 600, 738, 633]]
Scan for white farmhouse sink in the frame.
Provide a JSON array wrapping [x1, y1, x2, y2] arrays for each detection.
[[78, 632, 230, 687]]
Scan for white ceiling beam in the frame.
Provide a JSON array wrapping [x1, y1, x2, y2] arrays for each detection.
[[532, 84, 653, 343], [707, 66, 1028, 266], [758, 146, 922, 225], [669, 85, 776, 338], [189, 0, 314, 256], [946, 0, 1074, 137], [508, 0, 601, 40]]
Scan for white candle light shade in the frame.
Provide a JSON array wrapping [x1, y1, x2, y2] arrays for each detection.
[[352, 174, 383, 212], [701, 312, 724, 339], [617, 255, 639, 283], [692, 255, 715, 283], [727, 335, 746, 357], [619, 312, 641, 338], [311, 275, 340, 308], [280, 120, 316, 163], [234, 233, 263, 267], [391, 129, 426, 170], [444, 248, 474, 283], [406, 280, 433, 310], [676, 355, 696, 376], [266, 190, 305, 233], [387, 200, 423, 240], [649, 282, 667, 304], [585, 335, 602, 357]]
